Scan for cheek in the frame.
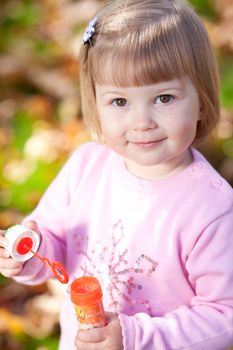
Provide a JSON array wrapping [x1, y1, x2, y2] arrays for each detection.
[[101, 119, 118, 136], [169, 105, 199, 133], [179, 118, 199, 142], [166, 117, 198, 145], [100, 112, 125, 137], [99, 119, 121, 145]]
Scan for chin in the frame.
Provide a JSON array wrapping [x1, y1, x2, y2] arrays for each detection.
[[131, 158, 163, 167]]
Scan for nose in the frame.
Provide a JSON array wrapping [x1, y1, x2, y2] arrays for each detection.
[[131, 106, 157, 131]]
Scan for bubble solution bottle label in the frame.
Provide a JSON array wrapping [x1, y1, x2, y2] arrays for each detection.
[[70, 276, 106, 330]]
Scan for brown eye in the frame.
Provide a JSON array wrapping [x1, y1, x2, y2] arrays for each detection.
[[112, 98, 127, 107], [158, 95, 173, 104]]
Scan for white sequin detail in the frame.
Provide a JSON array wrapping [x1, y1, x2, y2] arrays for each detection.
[[75, 220, 158, 312]]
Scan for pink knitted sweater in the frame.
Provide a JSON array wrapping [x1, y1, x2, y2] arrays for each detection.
[[14, 142, 233, 349]]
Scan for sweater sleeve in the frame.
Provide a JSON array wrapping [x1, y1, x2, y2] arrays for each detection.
[[118, 208, 233, 350], [13, 149, 79, 285]]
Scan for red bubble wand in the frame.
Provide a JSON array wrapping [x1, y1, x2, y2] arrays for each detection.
[[16, 236, 69, 284], [25, 245, 69, 284]]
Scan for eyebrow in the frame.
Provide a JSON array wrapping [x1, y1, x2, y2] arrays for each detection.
[[100, 86, 184, 98], [151, 88, 185, 95], [100, 91, 124, 97]]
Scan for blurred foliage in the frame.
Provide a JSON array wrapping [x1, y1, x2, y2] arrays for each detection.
[[219, 55, 233, 109], [0, 0, 232, 349], [189, 0, 218, 19]]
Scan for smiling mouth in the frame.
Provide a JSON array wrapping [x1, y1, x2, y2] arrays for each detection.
[[131, 139, 165, 148]]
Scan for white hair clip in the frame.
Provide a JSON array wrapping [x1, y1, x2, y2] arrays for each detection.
[[83, 17, 98, 45]]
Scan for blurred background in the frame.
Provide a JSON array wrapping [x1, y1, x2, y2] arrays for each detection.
[[0, 0, 232, 349]]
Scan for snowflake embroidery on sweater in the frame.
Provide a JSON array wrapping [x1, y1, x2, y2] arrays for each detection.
[[75, 220, 158, 312]]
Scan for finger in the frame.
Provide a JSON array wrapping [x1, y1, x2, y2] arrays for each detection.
[[24, 220, 39, 232], [75, 338, 105, 350], [0, 235, 8, 248], [0, 248, 10, 258], [0, 265, 23, 278], [0, 257, 23, 270], [0, 256, 23, 277], [77, 328, 105, 343], [24, 221, 41, 239]]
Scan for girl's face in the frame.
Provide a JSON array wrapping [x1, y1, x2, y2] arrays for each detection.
[[95, 77, 201, 180]]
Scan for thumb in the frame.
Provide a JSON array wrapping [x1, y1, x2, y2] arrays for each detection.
[[24, 221, 41, 239]]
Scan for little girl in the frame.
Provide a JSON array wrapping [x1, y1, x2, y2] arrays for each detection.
[[0, 0, 233, 349]]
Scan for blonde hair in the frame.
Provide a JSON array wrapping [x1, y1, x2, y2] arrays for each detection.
[[79, 0, 220, 144]]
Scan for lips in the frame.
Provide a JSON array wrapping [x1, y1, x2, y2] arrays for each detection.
[[130, 138, 166, 148]]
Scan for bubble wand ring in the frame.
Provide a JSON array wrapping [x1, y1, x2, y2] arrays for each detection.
[[24, 246, 69, 284]]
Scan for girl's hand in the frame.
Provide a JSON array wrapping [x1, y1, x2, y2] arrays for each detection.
[[75, 312, 123, 350], [0, 228, 23, 277], [0, 221, 40, 278]]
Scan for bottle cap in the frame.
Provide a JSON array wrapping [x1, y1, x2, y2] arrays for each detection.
[[70, 276, 103, 305], [5, 224, 40, 262]]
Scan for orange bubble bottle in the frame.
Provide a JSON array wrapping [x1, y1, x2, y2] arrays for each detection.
[[70, 276, 107, 330]]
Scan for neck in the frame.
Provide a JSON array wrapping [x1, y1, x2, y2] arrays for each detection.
[[124, 149, 193, 181]]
